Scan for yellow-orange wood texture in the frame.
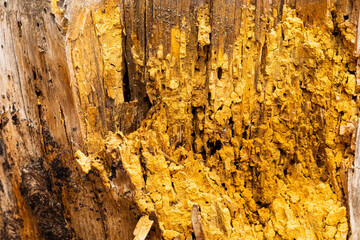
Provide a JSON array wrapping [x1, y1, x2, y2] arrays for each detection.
[[1, 0, 360, 239]]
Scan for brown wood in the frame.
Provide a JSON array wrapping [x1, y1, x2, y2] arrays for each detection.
[[191, 204, 205, 240]]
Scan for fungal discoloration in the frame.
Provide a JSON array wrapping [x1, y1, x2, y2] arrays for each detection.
[[20, 161, 73, 240]]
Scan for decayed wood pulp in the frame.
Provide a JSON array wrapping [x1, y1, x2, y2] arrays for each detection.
[[1, 0, 360, 239]]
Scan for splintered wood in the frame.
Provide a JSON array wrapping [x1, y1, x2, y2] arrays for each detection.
[[191, 204, 205, 240], [348, 119, 360, 240], [133, 215, 153, 240]]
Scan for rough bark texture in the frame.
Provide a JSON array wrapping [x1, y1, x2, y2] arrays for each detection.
[[1, 0, 360, 239]]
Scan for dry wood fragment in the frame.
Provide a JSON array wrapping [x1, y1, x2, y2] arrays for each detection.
[[191, 204, 205, 240], [348, 119, 360, 240], [160, 150, 179, 164], [133, 215, 154, 240]]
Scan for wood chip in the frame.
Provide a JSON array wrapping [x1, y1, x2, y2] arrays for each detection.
[[191, 204, 205, 240], [133, 215, 154, 240]]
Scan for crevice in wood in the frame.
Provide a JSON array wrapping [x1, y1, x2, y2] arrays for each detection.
[[123, 61, 131, 102]]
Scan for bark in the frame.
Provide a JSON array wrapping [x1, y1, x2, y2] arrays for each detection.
[[0, 0, 359, 240]]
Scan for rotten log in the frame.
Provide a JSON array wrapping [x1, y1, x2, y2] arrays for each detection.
[[1, 0, 360, 240]]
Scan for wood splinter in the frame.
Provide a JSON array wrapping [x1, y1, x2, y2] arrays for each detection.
[[133, 215, 154, 240], [191, 204, 205, 240], [348, 119, 360, 240], [160, 150, 179, 164]]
